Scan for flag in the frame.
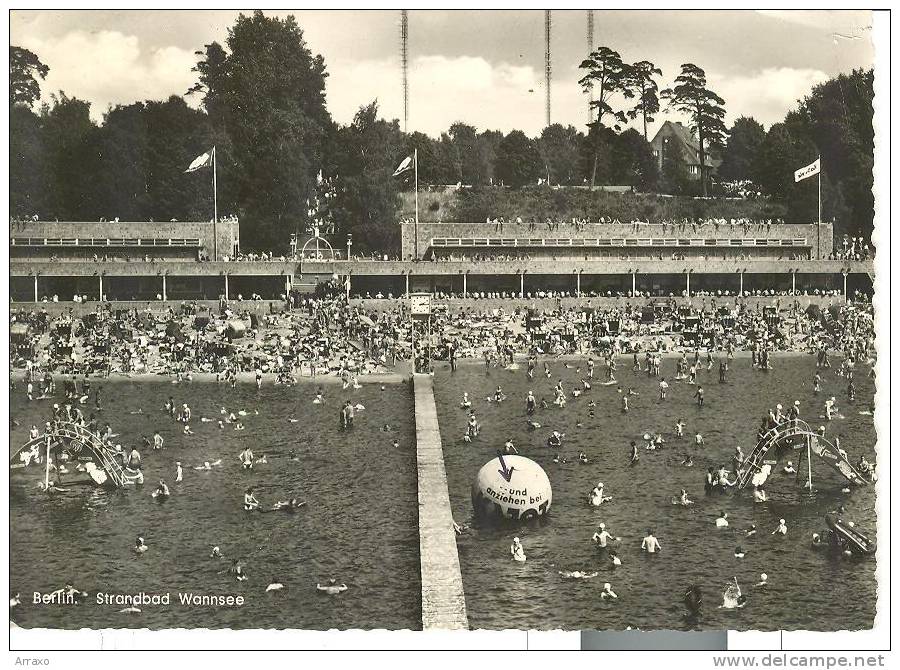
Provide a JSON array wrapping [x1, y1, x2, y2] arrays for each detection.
[[392, 155, 413, 177], [794, 158, 820, 183], [185, 149, 213, 173]]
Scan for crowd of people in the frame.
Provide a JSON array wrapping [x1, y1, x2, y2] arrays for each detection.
[[9, 290, 874, 385]]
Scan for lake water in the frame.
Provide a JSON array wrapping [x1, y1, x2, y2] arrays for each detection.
[[9, 356, 879, 632], [9, 379, 422, 630], [434, 355, 877, 631]]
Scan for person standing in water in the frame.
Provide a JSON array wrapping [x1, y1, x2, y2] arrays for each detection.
[[243, 487, 260, 511], [510, 537, 526, 562], [641, 529, 661, 553]]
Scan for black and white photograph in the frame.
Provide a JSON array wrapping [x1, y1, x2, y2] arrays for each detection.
[[7, 8, 886, 644]]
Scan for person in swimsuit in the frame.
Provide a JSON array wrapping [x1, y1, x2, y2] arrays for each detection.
[[243, 487, 260, 511]]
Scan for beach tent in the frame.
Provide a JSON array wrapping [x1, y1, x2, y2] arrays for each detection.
[[225, 320, 246, 340], [10, 323, 30, 341]]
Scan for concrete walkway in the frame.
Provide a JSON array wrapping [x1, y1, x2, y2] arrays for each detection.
[[413, 373, 469, 630]]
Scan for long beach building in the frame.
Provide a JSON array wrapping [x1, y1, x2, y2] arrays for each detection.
[[9, 218, 873, 302]]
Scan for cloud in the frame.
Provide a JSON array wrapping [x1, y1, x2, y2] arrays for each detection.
[[20, 29, 198, 120], [712, 67, 831, 128], [327, 53, 591, 136], [756, 10, 871, 34]]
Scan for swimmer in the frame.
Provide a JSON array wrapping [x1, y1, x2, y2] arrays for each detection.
[[673, 489, 693, 505], [266, 578, 285, 593], [255, 454, 267, 464], [592, 523, 620, 549], [452, 520, 469, 535], [243, 487, 260, 511], [681, 454, 694, 467], [658, 378, 669, 400], [183, 424, 193, 435], [313, 390, 325, 404], [641, 529, 661, 553], [715, 512, 729, 527], [588, 484, 611, 507], [675, 419, 685, 438], [772, 518, 788, 536], [316, 579, 348, 595], [10, 593, 21, 609], [755, 573, 768, 587], [783, 461, 796, 474], [153, 479, 170, 499], [745, 524, 757, 537], [559, 570, 599, 580], [578, 452, 589, 464], [272, 498, 305, 512], [381, 423, 393, 432], [734, 546, 746, 559], [600, 582, 618, 599], [504, 439, 518, 454], [460, 393, 471, 409], [695, 433, 704, 446], [720, 577, 746, 609], [608, 550, 622, 567], [510, 537, 527, 562], [392, 439, 400, 449], [175, 462, 183, 482], [526, 420, 541, 431], [225, 559, 247, 582], [239, 447, 254, 470], [210, 546, 224, 559], [133, 536, 149, 554], [233, 421, 245, 431], [811, 533, 825, 547]]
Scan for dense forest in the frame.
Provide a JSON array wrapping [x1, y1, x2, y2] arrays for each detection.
[[9, 11, 875, 254]]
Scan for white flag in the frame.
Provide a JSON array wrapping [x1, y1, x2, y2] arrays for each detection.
[[794, 158, 820, 182], [185, 149, 213, 173], [392, 155, 413, 177]]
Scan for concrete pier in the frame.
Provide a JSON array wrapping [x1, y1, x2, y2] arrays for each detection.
[[413, 373, 469, 630]]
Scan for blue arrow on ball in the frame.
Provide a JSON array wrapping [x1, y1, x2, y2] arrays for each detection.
[[497, 454, 515, 482]]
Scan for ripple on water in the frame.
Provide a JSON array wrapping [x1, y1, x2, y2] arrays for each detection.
[[435, 356, 877, 631], [10, 380, 422, 630]]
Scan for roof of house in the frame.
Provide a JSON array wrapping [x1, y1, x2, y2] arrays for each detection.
[[651, 120, 721, 168]]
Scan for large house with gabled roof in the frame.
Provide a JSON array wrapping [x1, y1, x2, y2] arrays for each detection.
[[650, 120, 722, 180]]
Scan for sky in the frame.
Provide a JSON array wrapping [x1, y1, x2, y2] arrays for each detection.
[[10, 9, 874, 139]]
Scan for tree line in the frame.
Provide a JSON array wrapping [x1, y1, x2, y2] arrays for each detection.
[[9, 12, 874, 254]]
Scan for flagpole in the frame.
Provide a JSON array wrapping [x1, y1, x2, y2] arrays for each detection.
[[414, 148, 419, 260], [213, 146, 218, 261], [817, 155, 821, 259]]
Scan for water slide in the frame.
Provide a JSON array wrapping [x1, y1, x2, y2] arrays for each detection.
[[737, 419, 868, 489], [10, 421, 127, 488], [825, 513, 875, 555]]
